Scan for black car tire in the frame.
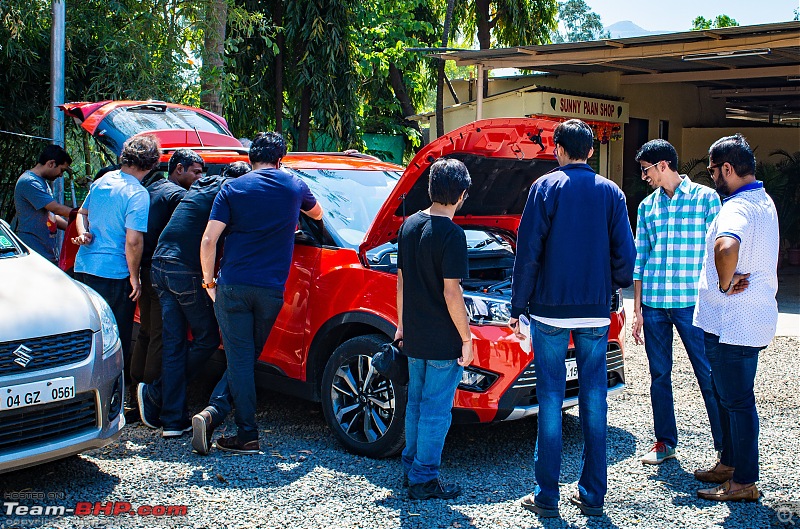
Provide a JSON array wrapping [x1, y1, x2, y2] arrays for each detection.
[[321, 334, 406, 458]]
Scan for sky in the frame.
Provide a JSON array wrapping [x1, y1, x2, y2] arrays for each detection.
[[584, 0, 798, 32]]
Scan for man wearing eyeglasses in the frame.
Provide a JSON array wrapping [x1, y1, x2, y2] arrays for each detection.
[[693, 134, 778, 502], [631, 139, 723, 468]]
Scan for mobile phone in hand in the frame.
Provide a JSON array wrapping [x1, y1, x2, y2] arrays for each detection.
[[518, 314, 531, 353]]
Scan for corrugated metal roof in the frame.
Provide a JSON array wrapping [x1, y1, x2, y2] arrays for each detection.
[[439, 21, 800, 64]]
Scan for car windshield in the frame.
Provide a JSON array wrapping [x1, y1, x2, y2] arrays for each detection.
[[95, 105, 229, 154], [288, 168, 400, 248], [0, 223, 25, 258]]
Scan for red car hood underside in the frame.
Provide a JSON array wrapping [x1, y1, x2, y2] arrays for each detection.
[[360, 118, 560, 260]]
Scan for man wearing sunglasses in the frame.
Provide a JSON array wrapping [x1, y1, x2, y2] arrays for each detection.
[[631, 139, 722, 468], [693, 134, 778, 502]]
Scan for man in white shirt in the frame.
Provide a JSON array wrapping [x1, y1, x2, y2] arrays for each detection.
[[693, 133, 779, 502]]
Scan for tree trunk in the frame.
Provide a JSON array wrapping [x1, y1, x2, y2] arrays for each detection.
[[201, 0, 227, 115], [298, 86, 311, 151], [436, 0, 455, 138], [476, 0, 491, 99], [389, 63, 420, 135], [274, 1, 284, 133]]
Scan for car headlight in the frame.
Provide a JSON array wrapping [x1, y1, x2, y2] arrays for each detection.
[[463, 293, 511, 326], [79, 284, 121, 357]]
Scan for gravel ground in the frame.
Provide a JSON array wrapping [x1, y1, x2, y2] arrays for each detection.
[[2, 335, 798, 529]]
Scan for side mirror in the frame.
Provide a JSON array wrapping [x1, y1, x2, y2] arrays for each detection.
[[294, 229, 317, 246]]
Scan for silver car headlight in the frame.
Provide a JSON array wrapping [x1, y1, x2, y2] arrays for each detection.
[[79, 284, 121, 357], [463, 293, 511, 326]]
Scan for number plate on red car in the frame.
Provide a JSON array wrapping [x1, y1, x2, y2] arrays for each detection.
[[566, 359, 578, 381]]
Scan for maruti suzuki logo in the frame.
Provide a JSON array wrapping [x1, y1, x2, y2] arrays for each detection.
[[12, 345, 33, 367]]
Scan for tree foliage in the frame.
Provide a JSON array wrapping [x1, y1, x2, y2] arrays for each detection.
[[691, 14, 739, 30], [353, 0, 440, 145], [451, 0, 558, 49], [0, 0, 200, 219], [551, 0, 609, 43], [3, 0, 571, 219]]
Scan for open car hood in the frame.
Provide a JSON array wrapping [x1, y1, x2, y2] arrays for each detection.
[[359, 118, 561, 261], [61, 100, 242, 157]]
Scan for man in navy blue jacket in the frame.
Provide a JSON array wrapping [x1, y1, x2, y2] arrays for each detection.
[[510, 119, 635, 518]]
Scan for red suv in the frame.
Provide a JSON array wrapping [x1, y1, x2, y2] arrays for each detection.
[[61, 101, 626, 458]]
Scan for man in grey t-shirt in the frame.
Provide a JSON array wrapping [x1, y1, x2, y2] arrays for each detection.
[[14, 145, 73, 263]]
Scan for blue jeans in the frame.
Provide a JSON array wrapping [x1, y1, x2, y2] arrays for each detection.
[[704, 332, 762, 484], [213, 284, 283, 443], [145, 260, 223, 428], [532, 321, 609, 509], [402, 357, 463, 485], [642, 305, 722, 451]]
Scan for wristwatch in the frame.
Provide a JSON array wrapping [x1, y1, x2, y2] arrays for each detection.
[[202, 279, 217, 289], [718, 280, 733, 294]]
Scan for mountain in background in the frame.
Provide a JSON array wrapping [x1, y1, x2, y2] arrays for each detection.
[[604, 21, 675, 38]]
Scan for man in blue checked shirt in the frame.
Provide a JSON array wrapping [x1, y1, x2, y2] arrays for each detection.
[[631, 139, 723, 466]]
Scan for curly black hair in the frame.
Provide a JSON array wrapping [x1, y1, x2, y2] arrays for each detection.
[[119, 135, 161, 171]]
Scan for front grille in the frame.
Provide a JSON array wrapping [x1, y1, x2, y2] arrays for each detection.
[[0, 392, 97, 453], [510, 343, 624, 407], [0, 330, 93, 376]]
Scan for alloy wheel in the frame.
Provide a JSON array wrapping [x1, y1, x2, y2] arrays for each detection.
[[329, 354, 396, 444]]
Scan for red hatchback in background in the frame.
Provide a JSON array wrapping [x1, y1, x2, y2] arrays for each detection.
[[61, 101, 626, 458]]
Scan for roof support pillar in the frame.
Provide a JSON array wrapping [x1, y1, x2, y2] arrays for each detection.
[[476, 63, 484, 121]]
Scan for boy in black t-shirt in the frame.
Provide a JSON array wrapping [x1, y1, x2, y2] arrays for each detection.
[[395, 158, 473, 500]]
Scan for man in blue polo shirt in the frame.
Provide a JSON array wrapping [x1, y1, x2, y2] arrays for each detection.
[[197, 132, 322, 454]]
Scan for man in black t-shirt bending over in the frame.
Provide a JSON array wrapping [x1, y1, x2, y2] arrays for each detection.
[[395, 157, 474, 500]]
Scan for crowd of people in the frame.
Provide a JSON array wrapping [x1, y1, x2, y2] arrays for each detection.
[[13, 119, 779, 513]]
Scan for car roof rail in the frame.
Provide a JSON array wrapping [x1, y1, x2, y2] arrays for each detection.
[[288, 151, 383, 162]]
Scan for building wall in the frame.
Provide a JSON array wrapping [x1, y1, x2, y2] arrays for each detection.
[[441, 72, 742, 186], [682, 127, 800, 165]]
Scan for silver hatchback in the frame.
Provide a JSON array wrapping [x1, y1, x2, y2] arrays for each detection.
[[0, 220, 124, 474]]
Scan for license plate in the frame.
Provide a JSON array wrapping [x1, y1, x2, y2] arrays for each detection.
[[1, 377, 75, 411], [566, 359, 578, 381]]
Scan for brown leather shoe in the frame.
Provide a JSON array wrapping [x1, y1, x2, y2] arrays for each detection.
[[697, 481, 760, 502], [694, 462, 735, 483]]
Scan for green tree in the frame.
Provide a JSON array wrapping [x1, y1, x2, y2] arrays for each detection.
[[449, 0, 558, 99], [691, 14, 739, 30], [285, 0, 359, 150], [201, 0, 228, 115], [551, 0, 609, 43], [0, 0, 200, 218], [452, 0, 557, 50], [353, 0, 440, 146], [220, 1, 280, 139]]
